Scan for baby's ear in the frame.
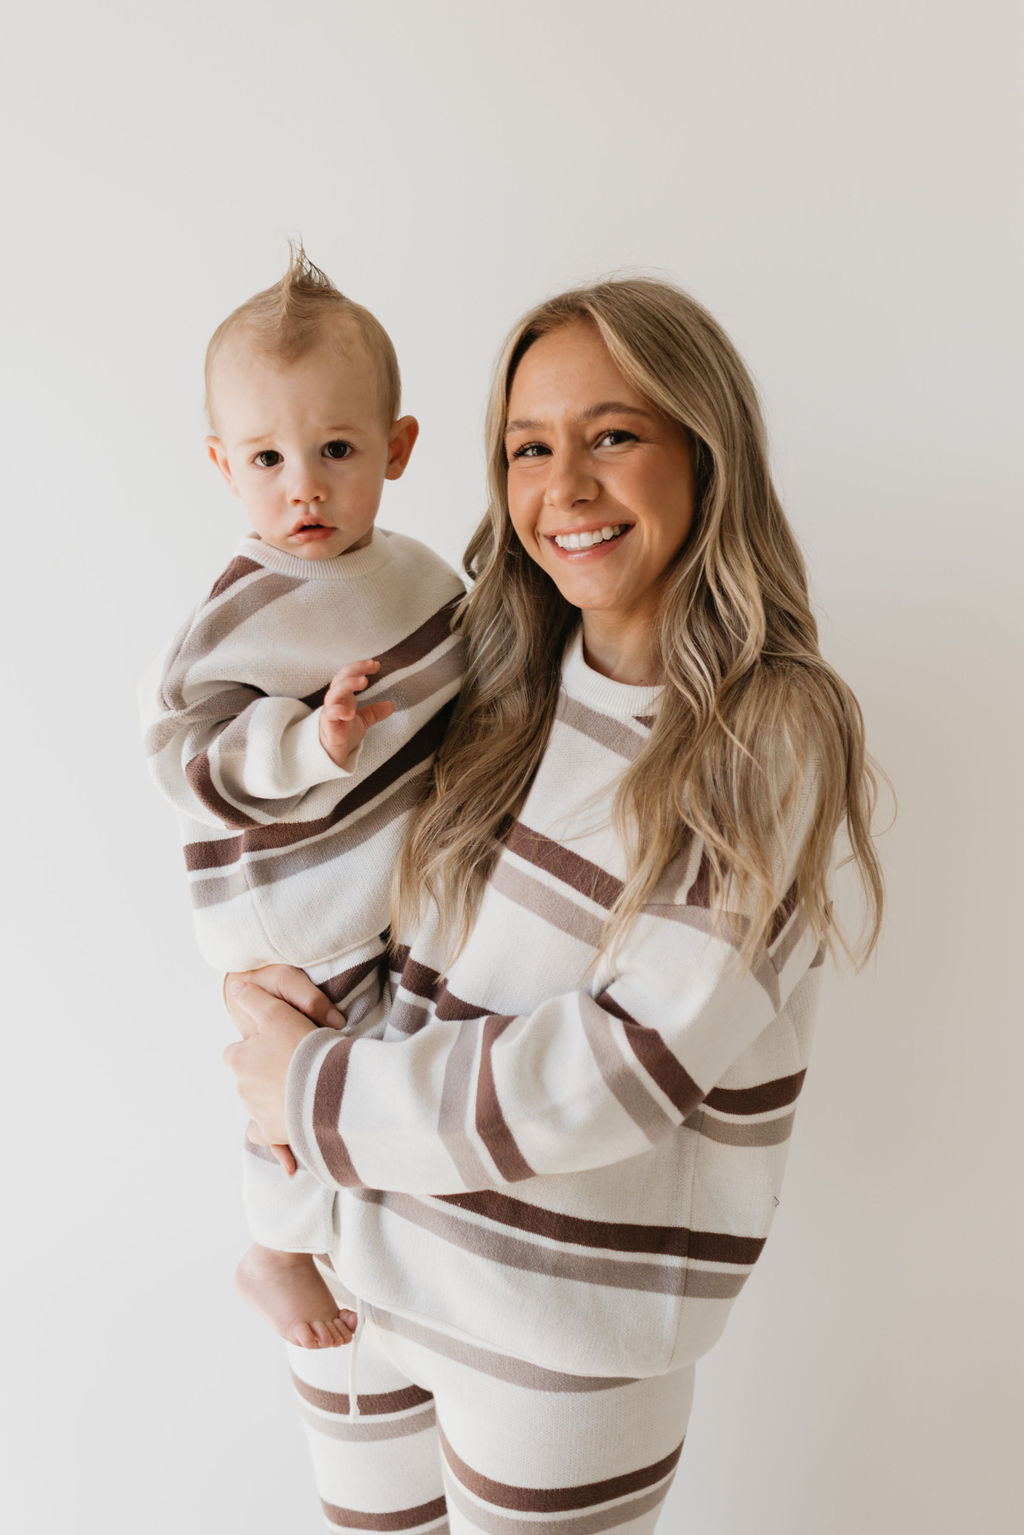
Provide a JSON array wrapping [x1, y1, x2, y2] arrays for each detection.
[[385, 415, 419, 480], [205, 436, 240, 496]]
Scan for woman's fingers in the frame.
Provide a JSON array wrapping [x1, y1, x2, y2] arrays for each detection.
[[227, 965, 344, 1028]]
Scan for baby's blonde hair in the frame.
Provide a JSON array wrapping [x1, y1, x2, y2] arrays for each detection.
[[204, 242, 401, 429]]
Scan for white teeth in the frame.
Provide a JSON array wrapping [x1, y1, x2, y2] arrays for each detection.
[[554, 524, 623, 550]]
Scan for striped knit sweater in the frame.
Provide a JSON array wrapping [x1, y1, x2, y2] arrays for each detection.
[[286, 630, 826, 1379], [139, 529, 464, 988]]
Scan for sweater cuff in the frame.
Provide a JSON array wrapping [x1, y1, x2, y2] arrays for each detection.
[[286, 1025, 348, 1180], [291, 708, 364, 786]]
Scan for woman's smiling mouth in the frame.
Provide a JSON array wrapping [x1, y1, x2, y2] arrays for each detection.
[[550, 523, 630, 554]]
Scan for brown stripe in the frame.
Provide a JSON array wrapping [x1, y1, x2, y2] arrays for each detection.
[[372, 596, 461, 682], [439, 1426, 683, 1513], [184, 748, 259, 829], [183, 705, 452, 870], [704, 1069, 806, 1115], [311, 1037, 361, 1186], [599, 995, 705, 1120], [356, 1190, 755, 1296], [476, 1017, 535, 1181], [322, 1495, 448, 1531], [319, 953, 387, 1007], [439, 1014, 493, 1187], [144, 682, 262, 757], [207, 554, 263, 601], [505, 823, 623, 909], [766, 882, 799, 946], [395, 954, 443, 1003], [580, 997, 676, 1143], [685, 849, 713, 909], [434, 1189, 765, 1265], [291, 1370, 434, 1418], [489, 861, 605, 950], [444, 1474, 672, 1535]]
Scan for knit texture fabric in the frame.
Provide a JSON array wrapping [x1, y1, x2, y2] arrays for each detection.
[[140, 528, 465, 979], [286, 629, 825, 1378]]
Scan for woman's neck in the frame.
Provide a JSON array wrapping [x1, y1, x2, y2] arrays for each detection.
[[580, 612, 663, 686]]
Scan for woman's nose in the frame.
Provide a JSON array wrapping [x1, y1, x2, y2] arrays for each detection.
[[544, 452, 597, 510]]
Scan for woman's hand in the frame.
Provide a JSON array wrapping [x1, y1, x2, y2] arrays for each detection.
[[223, 966, 345, 1154]]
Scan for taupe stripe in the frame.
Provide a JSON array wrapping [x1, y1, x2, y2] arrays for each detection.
[[505, 824, 622, 910], [770, 901, 809, 972], [476, 1016, 535, 1182], [704, 1069, 806, 1115], [144, 683, 260, 756], [439, 1426, 683, 1513], [162, 568, 300, 710], [686, 1107, 796, 1147], [490, 861, 605, 949], [580, 999, 675, 1143], [555, 694, 649, 761], [322, 1494, 448, 1531], [355, 1190, 753, 1297], [298, 1396, 436, 1443], [433, 1189, 765, 1264], [810, 941, 827, 968], [185, 746, 258, 830], [598, 994, 704, 1121], [188, 769, 428, 906], [184, 707, 451, 870], [311, 1037, 360, 1186], [438, 1013, 494, 1188], [366, 1303, 639, 1391], [291, 1369, 433, 1417], [444, 1473, 672, 1535], [389, 997, 431, 1036]]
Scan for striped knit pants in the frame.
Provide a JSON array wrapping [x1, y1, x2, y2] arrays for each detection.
[[286, 1275, 695, 1534]]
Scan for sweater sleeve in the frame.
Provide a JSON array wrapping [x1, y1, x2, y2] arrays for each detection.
[[285, 780, 827, 1196], [140, 649, 360, 830]]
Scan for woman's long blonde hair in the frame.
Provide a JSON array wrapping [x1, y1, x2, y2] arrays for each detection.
[[395, 277, 884, 969]]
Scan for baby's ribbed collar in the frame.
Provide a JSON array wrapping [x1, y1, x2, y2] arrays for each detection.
[[560, 628, 664, 717], [238, 529, 392, 581]]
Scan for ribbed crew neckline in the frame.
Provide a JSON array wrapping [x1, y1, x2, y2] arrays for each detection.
[[560, 628, 664, 717], [239, 530, 392, 582]]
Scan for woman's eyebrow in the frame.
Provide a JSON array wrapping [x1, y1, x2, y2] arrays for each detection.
[[505, 402, 654, 436]]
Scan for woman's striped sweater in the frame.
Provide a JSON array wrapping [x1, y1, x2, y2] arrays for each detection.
[[287, 630, 826, 1379]]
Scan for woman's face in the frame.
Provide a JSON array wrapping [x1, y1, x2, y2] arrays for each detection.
[[505, 321, 696, 658]]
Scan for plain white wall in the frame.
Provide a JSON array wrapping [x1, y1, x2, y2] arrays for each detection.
[[3, 2, 1020, 1531]]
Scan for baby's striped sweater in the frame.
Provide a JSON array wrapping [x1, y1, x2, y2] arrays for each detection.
[[140, 529, 464, 992], [287, 629, 825, 1379]]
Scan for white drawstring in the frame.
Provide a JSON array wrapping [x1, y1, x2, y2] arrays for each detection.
[[346, 1297, 366, 1419]]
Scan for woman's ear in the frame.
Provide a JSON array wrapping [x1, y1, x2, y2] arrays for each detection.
[[206, 435, 241, 497], [385, 415, 420, 480]]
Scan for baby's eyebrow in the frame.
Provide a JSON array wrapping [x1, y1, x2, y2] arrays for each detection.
[[504, 402, 653, 436]]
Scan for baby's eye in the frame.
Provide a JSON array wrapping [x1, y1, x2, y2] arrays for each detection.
[[253, 449, 282, 469], [323, 440, 353, 460]]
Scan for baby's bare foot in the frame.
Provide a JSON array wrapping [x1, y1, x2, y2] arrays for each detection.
[[235, 1244, 357, 1348]]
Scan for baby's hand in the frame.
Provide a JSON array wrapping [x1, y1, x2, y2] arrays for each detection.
[[318, 659, 395, 768]]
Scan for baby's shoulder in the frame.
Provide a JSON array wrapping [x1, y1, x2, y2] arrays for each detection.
[[374, 527, 464, 594]]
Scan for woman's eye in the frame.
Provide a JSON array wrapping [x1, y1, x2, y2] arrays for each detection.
[[510, 442, 549, 460], [323, 440, 352, 460], [253, 450, 282, 469], [596, 429, 636, 447]]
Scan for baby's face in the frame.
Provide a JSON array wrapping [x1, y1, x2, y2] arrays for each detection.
[[207, 329, 406, 560]]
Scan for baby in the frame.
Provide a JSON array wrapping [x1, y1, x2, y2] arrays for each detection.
[[140, 247, 464, 1348]]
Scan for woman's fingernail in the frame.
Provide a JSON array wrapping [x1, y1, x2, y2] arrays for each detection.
[[326, 1008, 345, 1027]]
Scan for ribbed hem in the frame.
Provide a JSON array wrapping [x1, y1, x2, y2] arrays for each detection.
[[560, 629, 664, 717], [239, 529, 392, 581]]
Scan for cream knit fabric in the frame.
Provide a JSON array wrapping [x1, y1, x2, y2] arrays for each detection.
[[286, 629, 825, 1379]]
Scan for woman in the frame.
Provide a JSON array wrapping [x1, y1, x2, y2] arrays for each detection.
[[226, 278, 882, 1532]]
